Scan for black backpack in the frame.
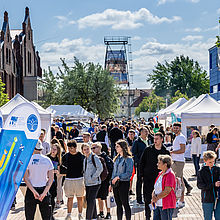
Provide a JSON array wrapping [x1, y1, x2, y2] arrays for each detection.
[[91, 155, 109, 181]]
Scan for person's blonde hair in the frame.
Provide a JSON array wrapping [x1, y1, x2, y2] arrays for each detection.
[[92, 142, 102, 149], [51, 143, 62, 164], [203, 151, 217, 161]]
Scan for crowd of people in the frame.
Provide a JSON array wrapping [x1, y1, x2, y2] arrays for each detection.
[[18, 117, 220, 220]]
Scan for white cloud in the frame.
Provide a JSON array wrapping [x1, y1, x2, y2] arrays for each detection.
[[77, 8, 181, 30], [131, 38, 215, 88], [182, 35, 203, 41], [205, 25, 218, 32], [54, 15, 75, 28], [40, 37, 215, 89], [40, 38, 105, 73], [157, 0, 175, 6], [188, 0, 200, 3], [217, 8, 220, 14], [158, 0, 199, 5], [185, 27, 202, 32]]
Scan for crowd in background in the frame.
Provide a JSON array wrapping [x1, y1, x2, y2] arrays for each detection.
[[20, 117, 220, 220]]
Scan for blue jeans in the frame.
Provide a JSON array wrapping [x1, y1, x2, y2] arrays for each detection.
[[153, 207, 174, 220], [202, 201, 220, 220], [192, 154, 200, 175]]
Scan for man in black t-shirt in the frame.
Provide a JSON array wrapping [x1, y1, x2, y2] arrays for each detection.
[[62, 140, 85, 220]]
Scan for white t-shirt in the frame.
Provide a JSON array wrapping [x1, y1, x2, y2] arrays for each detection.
[[154, 174, 163, 207], [172, 133, 186, 162], [27, 154, 54, 187]]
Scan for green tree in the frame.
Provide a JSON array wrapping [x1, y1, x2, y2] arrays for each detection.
[[40, 67, 58, 108], [0, 78, 9, 106], [56, 58, 120, 118], [135, 92, 165, 116], [170, 90, 188, 104], [147, 55, 209, 98]]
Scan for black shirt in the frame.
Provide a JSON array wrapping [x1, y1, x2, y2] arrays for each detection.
[[62, 152, 84, 178], [47, 154, 60, 181]]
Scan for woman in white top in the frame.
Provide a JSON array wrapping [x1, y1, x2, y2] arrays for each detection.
[[191, 130, 202, 176]]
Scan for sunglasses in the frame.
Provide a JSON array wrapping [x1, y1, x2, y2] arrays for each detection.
[[91, 146, 98, 150]]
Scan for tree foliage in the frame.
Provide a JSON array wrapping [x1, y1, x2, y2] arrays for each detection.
[[40, 67, 57, 108], [135, 92, 165, 116], [41, 58, 120, 118], [0, 78, 8, 107], [147, 55, 209, 98], [170, 90, 189, 104]]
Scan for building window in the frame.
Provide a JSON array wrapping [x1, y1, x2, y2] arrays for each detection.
[[213, 85, 218, 93], [6, 48, 8, 63], [9, 49, 11, 64], [210, 53, 212, 70], [28, 52, 31, 73], [7, 33, 9, 42], [218, 83, 220, 92]]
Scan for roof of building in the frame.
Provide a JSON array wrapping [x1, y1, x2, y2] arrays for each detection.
[[130, 90, 151, 107]]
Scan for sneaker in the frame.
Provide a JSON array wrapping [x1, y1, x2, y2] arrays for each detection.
[[177, 201, 185, 209], [105, 213, 111, 219], [97, 213, 105, 219], [78, 213, 83, 220], [186, 186, 193, 195], [55, 203, 61, 208], [65, 214, 72, 220], [129, 190, 135, 195]]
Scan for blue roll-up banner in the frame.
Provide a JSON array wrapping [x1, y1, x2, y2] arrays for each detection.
[[0, 103, 41, 219]]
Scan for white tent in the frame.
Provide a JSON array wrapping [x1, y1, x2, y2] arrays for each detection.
[[46, 105, 94, 120], [0, 94, 51, 141], [158, 97, 188, 119], [172, 97, 196, 117], [181, 94, 220, 137]]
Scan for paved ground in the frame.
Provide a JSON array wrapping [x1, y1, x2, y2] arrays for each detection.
[[8, 161, 206, 220]]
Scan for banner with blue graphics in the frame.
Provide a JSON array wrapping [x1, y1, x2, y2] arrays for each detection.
[[0, 103, 41, 220]]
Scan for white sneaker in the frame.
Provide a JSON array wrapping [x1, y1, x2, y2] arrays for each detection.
[[78, 213, 83, 220], [65, 214, 72, 220], [177, 201, 185, 209]]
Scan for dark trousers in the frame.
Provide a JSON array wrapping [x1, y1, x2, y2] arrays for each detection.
[[49, 181, 57, 216], [143, 177, 156, 220], [192, 154, 200, 175], [111, 142, 116, 159], [86, 184, 101, 220], [153, 207, 174, 220], [183, 177, 191, 189], [25, 187, 51, 220], [113, 181, 131, 220], [136, 165, 143, 202]]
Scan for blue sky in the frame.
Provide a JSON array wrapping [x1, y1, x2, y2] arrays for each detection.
[[1, 0, 220, 88]]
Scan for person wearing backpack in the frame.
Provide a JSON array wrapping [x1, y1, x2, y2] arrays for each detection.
[[91, 142, 114, 219], [109, 140, 133, 220], [82, 143, 103, 220], [151, 155, 176, 220]]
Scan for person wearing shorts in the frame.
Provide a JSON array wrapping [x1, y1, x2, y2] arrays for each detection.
[[62, 140, 85, 220], [170, 122, 186, 209]]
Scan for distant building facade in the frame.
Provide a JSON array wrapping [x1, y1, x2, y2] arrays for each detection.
[[209, 45, 220, 101], [0, 7, 42, 101], [115, 89, 152, 119]]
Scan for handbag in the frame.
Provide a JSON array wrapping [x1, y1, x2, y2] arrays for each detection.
[[107, 192, 116, 208]]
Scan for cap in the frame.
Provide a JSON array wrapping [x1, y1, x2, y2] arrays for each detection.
[[35, 140, 44, 150]]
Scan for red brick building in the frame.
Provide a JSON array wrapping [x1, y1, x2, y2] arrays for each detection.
[[0, 7, 42, 100]]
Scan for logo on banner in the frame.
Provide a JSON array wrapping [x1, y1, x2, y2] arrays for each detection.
[[9, 116, 18, 126], [27, 114, 38, 132]]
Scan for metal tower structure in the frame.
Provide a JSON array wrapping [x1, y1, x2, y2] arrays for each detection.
[[104, 36, 133, 117]]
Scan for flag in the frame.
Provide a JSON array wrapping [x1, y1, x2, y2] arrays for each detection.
[[0, 103, 41, 219]]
